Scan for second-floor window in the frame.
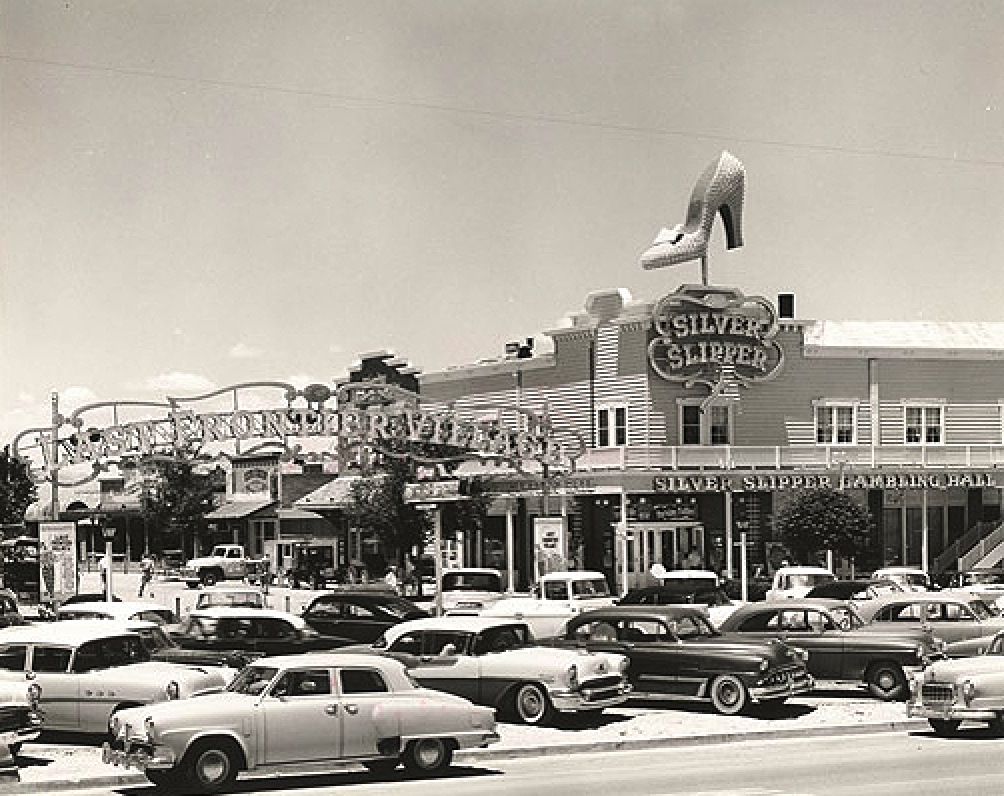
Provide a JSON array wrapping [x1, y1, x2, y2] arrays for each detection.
[[815, 404, 856, 445], [680, 404, 731, 445], [596, 405, 627, 447], [905, 405, 943, 444]]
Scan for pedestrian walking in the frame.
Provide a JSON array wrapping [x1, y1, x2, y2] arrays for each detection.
[[138, 552, 155, 597]]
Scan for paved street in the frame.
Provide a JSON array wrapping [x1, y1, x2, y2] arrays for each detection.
[[13, 730, 1004, 796]]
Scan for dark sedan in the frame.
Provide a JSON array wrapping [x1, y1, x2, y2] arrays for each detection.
[[718, 599, 945, 700], [301, 590, 429, 643], [542, 605, 813, 716], [171, 606, 353, 660], [804, 579, 902, 601]]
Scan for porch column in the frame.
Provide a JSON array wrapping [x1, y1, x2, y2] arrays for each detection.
[[724, 493, 733, 578], [505, 503, 515, 592]]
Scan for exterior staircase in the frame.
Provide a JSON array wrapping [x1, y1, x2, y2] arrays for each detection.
[[932, 521, 1004, 574]]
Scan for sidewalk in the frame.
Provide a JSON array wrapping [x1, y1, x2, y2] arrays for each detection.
[[7, 693, 924, 793]]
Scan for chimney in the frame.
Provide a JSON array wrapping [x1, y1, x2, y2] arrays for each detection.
[[777, 293, 795, 319]]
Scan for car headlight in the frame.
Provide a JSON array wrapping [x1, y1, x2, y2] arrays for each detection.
[[791, 646, 809, 663], [27, 683, 41, 706], [567, 664, 579, 688], [962, 679, 976, 706], [759, 659, 770, 672], [166, 680, 180, 700]]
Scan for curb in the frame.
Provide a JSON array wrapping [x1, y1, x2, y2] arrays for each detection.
[[4, 719, 927, 795]]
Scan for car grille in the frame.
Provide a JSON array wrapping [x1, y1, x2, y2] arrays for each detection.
[[921, 683, 956, 706], [0, 705, 32, 733], [761, 665, 804, 687]]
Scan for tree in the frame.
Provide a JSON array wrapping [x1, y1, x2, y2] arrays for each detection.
[[346, 456, 429, 573], [144, 457, 220, 556], [773, 488, 873, 565], [0, 446, 37, 533]]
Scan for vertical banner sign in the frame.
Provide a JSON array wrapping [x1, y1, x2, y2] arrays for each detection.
[[533, 517, 567, 579], [39, 522, 78, 604]]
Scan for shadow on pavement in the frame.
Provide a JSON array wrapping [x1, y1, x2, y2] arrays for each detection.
[[626, 697, 817, 720], [112, 763, 503, 794]]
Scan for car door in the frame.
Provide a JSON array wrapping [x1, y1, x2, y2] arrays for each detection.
[[29, 644, 78, 730], [302, 597, 344, 638], [777, 609, 845, 679], [260, 667, 341, 764], [338, 601, 388, 644], [400, 631, 480, 703], [615, 618, 685, 696], [336, 667, 390, 758], [250, 617, 299, 656]]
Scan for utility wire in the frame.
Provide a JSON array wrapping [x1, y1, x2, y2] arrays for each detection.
[[3, 53, 1003, 169]]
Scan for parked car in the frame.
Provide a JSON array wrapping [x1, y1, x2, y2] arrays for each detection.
[[0, 622, 227, 734], [717, 599, 945, 700], [59, 593, 123, 606], [619, 582, 742, 628], [803, 578, 902, 602], [103, 652, 500, 793], [194, 586, 267, 612], [56, 600, 180, 629], [172, 607, 354, 660], [855, 591, 1004, 644], [481, 570, 618, 638], [954, 569, 1004, 607], [765, 566, 836, 600], [544, 605, 812, 715], [362, 615, 631, 725], [439, 567, 507, 615], [0, 676, 44, 756], [301, 590, 429, 643], [0, 588, 27, 629], [872, 567, 932, 592], [907, 632, 1004, 735]]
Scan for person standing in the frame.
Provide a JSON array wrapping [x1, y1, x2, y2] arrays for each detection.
[[99, 551, 111, 595], [383, 565, 400, 595], [138, 552, 155, 597]]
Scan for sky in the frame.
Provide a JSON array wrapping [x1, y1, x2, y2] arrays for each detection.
[[2, 0, 1003, 450]]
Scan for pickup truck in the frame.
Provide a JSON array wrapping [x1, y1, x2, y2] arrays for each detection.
[[480, 570, 618, 638], [439, 567, 508, 615], [180, 544, 268, 589]]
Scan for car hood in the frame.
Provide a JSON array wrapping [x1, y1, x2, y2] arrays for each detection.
[[491, 645, 625, 675], [924, 655, 1004, 682], [116, 690, 252, 727], [118, 661, 228, 689]]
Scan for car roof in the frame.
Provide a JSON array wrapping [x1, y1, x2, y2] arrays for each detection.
[[873, 567, 928, 575], [775, 566, 834, 575], [383, 616, 530, 637], [661, 569, 718, 580], [188, 607, 308, 627], [198, 586, 263, 594], [857, 591, 982, 611], [308, 590, 414, 603], [538, 570, 607, 582], [572, 605, 712, 623], [57, 601, 175, 615], [729, 598, 850, 614], [0, 621, 147, 646], [248, 651, 408, 671]]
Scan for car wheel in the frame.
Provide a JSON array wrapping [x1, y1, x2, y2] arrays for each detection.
[[201, 570, 219, 587], [181, 739, 240, 794], [709, 674, 749, 716], [402, 738, 452, 774], [865, 662, 907, 701], [145, 769, 182, 790], [928, 718, 962, 736], [362, 759, 400, 775], [512, 682, 556, 726]]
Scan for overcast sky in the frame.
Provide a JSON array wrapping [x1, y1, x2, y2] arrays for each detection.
[[2, 1, 1002, 447]]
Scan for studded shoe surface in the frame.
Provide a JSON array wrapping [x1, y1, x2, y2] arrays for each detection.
[[641, 150, 746, 270]]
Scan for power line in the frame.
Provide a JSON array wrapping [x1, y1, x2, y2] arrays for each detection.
[[3, 52, 1004, 169]]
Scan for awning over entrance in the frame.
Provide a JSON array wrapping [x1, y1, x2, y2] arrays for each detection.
[[205, 499, 276, 520], [295, 475, 376, 510]]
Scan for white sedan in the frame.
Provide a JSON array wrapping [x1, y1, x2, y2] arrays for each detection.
[[103, 652, 499, 793]]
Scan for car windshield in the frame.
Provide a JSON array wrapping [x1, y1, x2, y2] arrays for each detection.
[[228, 665, 279, 695], [830, 604, 865, 629], [378, 597, 426, 619], [571, 578, 611, 598], [135, 626, 178, 652], [441, 573, 503, 592], [964, 571, 1004, 586], [784, 573, 834, 589], [198, 592, 264, 609]]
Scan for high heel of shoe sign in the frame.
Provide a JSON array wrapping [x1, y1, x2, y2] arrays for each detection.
[[641, 150, 745, 286]]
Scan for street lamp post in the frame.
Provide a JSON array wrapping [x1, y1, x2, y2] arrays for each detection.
[[95, 512, 114, 602]]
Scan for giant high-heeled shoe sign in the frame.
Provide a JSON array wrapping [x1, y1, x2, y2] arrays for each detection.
[[640, 150, 746, 284]]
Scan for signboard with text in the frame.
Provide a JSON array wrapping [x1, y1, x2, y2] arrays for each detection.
[[39, 522, 78, 604]]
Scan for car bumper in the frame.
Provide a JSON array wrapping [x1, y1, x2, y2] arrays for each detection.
[[549, 682, 633, 713], [448, 730, 501, 750], [907, 702, 998, 722], [102, 742, 177, 771], [750, 672, 815, 703]]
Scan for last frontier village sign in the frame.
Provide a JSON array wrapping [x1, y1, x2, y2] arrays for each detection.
[[13, 384, 584, 486]]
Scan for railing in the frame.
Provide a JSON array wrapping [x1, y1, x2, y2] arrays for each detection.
[[959, 522, 1004, 571], [576, 444, 1004, 473]]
